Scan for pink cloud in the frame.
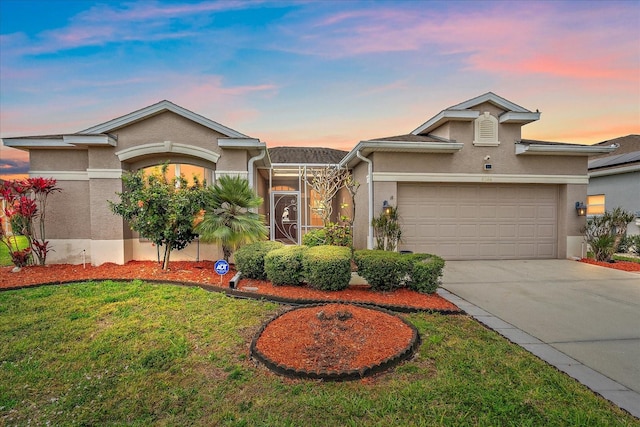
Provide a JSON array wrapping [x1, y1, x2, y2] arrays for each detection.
[[289, 2, 639, 84]]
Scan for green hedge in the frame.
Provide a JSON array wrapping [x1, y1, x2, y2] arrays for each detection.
[[303, 245, 352, 291], [353, 250, 410, 291], [354, 250, 445, 294], [265, 245, 308, 286], [302, 229, 326, 247], [234, 241, 284, 280], [405, 253, 445, 294]]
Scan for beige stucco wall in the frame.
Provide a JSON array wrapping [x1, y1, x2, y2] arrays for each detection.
[[30, 150, 88, 171], [351, 161, 370, 249]]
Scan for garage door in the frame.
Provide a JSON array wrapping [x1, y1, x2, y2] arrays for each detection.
[[398, 183, 557, 259]]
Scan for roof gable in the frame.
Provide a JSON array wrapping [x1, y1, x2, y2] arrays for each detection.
[[81, 100, 249, 138], [411, 92, 540, 135]]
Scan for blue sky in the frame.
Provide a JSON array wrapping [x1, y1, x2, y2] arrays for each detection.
[[1, 0, 639, 179]]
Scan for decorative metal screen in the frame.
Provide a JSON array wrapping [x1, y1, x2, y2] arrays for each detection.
[[271, 192, 299, 244]]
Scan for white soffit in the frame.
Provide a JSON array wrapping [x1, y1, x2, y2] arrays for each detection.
[[340, 140, 463, 168], [411, 110, 479, 135], [499, 111, 540, 124], [516, 143, 618, 156], [2, 135, 116, 149], [218, 138, 265, 148], [81, 100, 249, 138], [449, 92, 530, 112]]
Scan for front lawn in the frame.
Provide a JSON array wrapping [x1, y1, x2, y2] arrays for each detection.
[[0, 281, 636, 426], [0, 235, 29, 266]]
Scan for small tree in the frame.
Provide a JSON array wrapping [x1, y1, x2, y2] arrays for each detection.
[[195, 175, 268, 262], [582, 207, 635, 262], [0, 177, 60, 266], [306, 166, 348, 227], [109, 164, 206, 270], [372, 205, 401, 252]]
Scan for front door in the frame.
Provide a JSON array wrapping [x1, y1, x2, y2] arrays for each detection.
[[271, 191, 299, 244]]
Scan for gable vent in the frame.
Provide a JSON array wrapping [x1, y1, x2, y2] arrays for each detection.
[[474, 112, 499, 146]]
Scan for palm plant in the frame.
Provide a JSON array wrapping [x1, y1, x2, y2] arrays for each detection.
[[195, 175, 268, 262]]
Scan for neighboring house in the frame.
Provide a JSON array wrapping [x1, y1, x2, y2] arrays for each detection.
[[2, 93, 616, 265], [588, 135, 640, 235]]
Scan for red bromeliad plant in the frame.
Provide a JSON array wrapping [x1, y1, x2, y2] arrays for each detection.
[[0, 177, 61, 266]]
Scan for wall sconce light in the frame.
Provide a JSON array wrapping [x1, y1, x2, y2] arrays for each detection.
[[575, 202, 587, 216], [382, 200, 393, 216]]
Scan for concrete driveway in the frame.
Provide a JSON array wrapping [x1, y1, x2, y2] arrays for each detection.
[[440, 260, 640, 417]]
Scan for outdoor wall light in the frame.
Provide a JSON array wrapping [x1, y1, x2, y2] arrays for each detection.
[[382, 200, 393, 216], [575, 202, 587, 216]]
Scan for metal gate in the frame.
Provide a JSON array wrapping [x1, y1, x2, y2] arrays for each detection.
[[271, 191, 299, 244]]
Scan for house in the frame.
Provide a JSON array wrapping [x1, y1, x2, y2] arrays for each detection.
[[2, 93, 616, 265], [587, 135, 640, 235]]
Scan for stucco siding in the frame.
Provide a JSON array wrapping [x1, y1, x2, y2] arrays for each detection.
[[90, 178, 126, 240], [112, 111, 225, 153], [44, 181, 91, 239], [30, 149, 88, 171], [351, 161, 370, 249]]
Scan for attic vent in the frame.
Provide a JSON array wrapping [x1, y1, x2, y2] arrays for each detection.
[[473, 112, 499, 146]]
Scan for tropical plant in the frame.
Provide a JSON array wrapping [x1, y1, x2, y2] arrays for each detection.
[[0, 177, 61, 266], [581, 207, 635, 262], [371, 205, 401, 251], [109, 164, 206, 270], [195, 175, 268, 262]]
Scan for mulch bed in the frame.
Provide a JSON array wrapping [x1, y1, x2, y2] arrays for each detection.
[[251, 303, 420, 380], [0, 260, 460, 313], [579, 258, 640, 272]]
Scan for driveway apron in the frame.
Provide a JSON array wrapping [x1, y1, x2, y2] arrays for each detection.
[[441, 260, 640, 418]]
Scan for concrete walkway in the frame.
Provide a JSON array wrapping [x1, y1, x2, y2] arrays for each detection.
[[439, 260, 640, 419]]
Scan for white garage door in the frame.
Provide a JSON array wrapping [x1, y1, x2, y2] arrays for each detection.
[[398, 183, 558, 260]]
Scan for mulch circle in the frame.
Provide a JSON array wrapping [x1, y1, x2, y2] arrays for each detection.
[[250, 303, 421, 381]]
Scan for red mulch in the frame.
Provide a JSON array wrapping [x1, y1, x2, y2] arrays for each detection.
[[579, 258, 640, 272], [0, 260, 459, 312], [255, 304, 414, 373]]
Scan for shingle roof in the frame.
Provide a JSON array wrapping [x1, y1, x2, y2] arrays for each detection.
[[589, 151, 640, 169], [268, 147, 348, 164], [592, 134, 640, 157]]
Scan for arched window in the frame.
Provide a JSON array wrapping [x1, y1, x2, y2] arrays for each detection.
[[142, 163, 211, 186], [473, 112, 499, 146]]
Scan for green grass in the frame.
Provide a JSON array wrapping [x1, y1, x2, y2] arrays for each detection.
[[0, 281, 637, 426], [0, 235, 29, 266], [613, 254, 640, 263]]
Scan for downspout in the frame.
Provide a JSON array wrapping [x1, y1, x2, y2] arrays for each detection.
[[356, 150, 374, 249], [247, 148, 266, 190]]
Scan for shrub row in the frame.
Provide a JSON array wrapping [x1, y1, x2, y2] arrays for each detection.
[[234, 241, 284, 280], [354, 250, 444, 294], [235, 242, 352, 291]]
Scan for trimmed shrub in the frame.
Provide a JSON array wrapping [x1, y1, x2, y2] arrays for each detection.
[[303, 245, 351, 291], [234, 240, 284, 280], [354, 250, 410, 291], [302, 229, 326, 247], [405, 253, 445, 294], [265, 245, 308, 286], [354, 250, 445, 294]]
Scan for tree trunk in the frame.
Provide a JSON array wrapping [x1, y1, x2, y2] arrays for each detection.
[[162, 245, 171, 270]]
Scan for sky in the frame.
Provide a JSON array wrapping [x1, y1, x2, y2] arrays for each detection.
[[1, 0, 639, 180]]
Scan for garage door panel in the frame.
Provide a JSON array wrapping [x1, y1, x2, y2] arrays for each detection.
[[398, 183, 557, 260], [458, 224, 477, 238]]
